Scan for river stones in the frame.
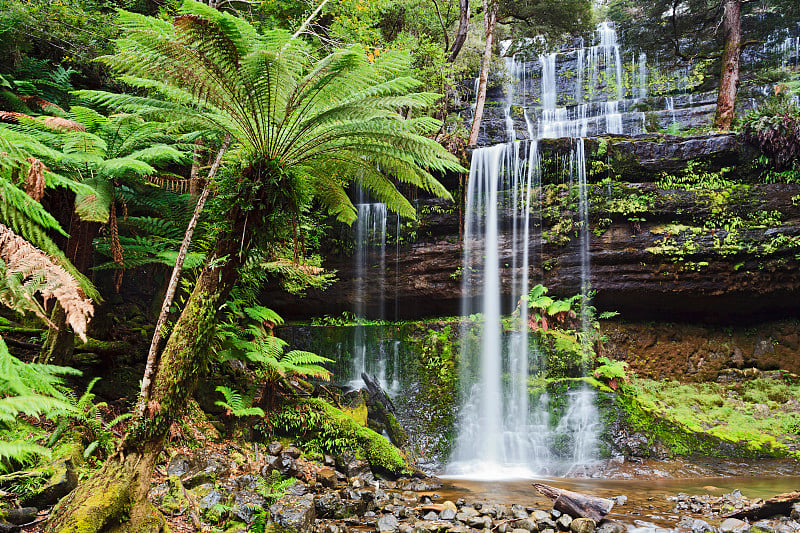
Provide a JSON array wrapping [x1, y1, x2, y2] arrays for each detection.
[[570, 518, 596, 533], [556, 514, 573, 530], [676, 516, 716, 532], [377, 513, 400, 532], [596, 520, 626, 533], [719, 518, 750, 533]]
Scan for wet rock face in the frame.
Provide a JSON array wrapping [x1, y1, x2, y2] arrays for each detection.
[[603, 320, 800, 379], [268, 141, 800, 323]]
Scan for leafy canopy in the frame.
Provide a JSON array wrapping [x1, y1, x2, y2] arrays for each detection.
[[82, 1, 463, 224]]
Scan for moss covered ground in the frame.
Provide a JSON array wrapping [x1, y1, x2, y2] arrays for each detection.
[[619, 376, 800, 458]]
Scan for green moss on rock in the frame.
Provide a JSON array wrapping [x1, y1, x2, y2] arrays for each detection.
[[271, 398, 408, 476]]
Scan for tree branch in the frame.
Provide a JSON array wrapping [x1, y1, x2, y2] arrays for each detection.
[[431, 0, 450, 51], [133, 134, 231, 424]]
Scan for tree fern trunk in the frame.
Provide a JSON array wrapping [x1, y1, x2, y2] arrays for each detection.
[[40, 304, 74, 366], [40, 214, 98, 366]]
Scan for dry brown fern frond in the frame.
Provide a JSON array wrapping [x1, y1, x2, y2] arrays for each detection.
[[25, 157, 46, 201], [42, 116, 85, 132], [0, 111, 28, 124], [0, 223, 94, 341], [19, 96, 66, 114], [109, 203, 124, 292]]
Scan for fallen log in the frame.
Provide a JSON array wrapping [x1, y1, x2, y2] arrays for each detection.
[[722, 491, 800, 520], [533, 483, 614, 522]]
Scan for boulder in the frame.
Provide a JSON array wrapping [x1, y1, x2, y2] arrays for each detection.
[[315, 492, 342, 518], [676, 517, 716, 533], [441, 508, 457, 521], [20, 458, 78, 508], [284, 447, 303, 459], [557, 514, 573, 530], [343, 460, 371, 479], [570, 518, 596, 533], [511, 505, 529, 520], [377, 513, 400, 533], [179, 450, 231, 489], [317, 467, 339, 489], [271, 494, 316, 533], [232, 489, 266, 523], [596, 520, 626, 533], [268, 441, 285, 455], [719, 518, 750, 533]]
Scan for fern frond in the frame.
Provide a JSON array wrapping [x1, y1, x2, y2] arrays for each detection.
[[0, 441, 50, 472], [0, 224, 94, 340]]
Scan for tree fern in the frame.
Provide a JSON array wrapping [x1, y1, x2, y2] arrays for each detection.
[[91, 1, 463, 226]]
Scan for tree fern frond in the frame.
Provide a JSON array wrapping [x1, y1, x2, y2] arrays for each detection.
[[74, 175, 113, 223], [0, 441, 50, 472], [281, 350, 334, 366], [0, 224, 94, 340]]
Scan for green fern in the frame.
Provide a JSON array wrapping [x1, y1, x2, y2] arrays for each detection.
[[48, 377, 132, 459], [214, 386, 265, 418], [218, 306, 333, 384], [0, 336, 79, 471]]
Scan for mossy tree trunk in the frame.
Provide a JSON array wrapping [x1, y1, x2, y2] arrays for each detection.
[[44, 209, 246, 533], [714, 0, 741, 130]]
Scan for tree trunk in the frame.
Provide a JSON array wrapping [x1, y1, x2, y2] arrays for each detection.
[[135, 135, 230, 423], [448, 0, 470, 63], [188, 138, 204, 197], [467, 0, 498, 146], [723, 491, 800, 521], [44, 211, 245, 533], [533, 483, 615, 522], [713, 0, 741, 130]]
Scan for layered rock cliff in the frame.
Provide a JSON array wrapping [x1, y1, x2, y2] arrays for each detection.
[[267, 133, 800, 323]]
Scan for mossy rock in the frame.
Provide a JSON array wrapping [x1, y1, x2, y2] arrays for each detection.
[[271, 398, 408, 476]]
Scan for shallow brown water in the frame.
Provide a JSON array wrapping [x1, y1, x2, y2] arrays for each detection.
[[434, 458, 800, 528]]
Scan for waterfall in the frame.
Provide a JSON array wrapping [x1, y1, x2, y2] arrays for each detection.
[[449, 135, 599, 479], [448, 25, 634, 481], [638, 52, 648, 99], [351, 202, 388, 389], [536, 21, 633, 139]]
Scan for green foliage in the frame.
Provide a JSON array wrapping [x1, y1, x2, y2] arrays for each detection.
[[217, 305, 334, 386], [88, 3, 461, 230], [214, 386, 265, 418], [592, 356, 629, 390], [742, 95, 800, 171], [0, 336, 79, 471], [48, 377, 131, 460]]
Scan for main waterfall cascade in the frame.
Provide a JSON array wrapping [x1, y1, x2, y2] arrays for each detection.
[[446, 22, 640, 478]]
